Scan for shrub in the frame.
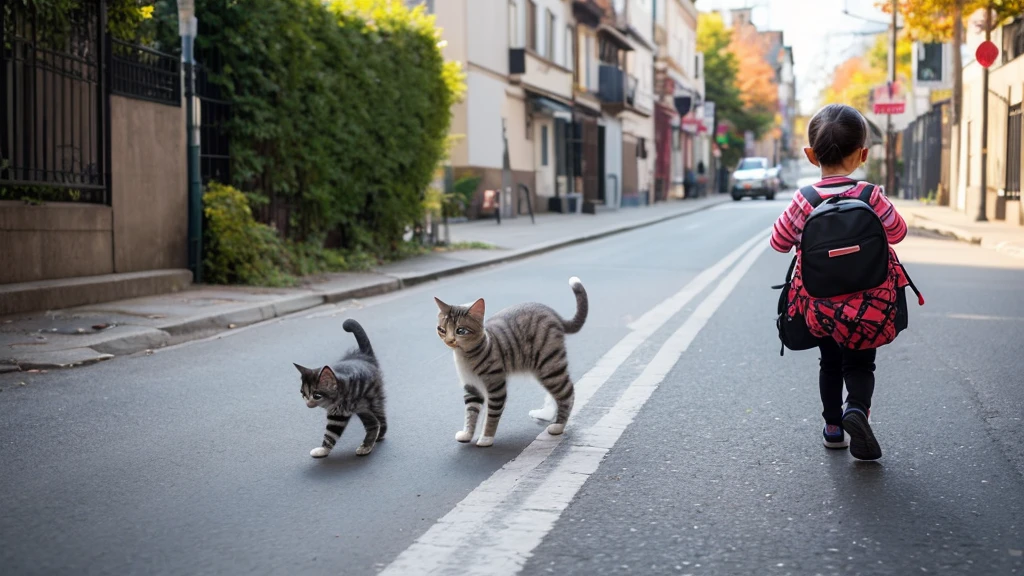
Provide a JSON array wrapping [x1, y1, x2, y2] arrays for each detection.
[[193, 0, 465, 259], [202, 183, 293, 286]]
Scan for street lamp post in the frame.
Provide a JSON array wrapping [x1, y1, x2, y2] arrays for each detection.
[[178, 0, 202, 282], [977, 5, 993, 222]]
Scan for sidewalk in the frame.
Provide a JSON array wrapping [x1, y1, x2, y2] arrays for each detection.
[[0, 195, 728, 373], [894, 200, 1024, 259]]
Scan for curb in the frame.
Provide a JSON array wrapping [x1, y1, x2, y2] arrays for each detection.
[[0, 197, 728, 372], [906, 213, 982, 244], [907, 211, 1024, 259]]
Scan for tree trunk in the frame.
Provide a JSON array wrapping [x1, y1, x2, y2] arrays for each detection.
[[952, 0, 964, 125]]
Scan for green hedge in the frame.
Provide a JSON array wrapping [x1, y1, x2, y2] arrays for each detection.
[[195, 0, 464, 261]]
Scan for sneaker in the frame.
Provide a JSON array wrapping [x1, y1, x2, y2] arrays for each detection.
[[823, 424, 849, 449], [842, 407, 882, 460]]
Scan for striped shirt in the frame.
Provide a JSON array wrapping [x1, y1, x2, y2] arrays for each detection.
[[770, 176, 908, 253]]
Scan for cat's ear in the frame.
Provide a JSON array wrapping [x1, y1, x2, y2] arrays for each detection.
[[317, 366, 338, 387], [434, 297, 451, 314], [467, 298, 485, 322], [293, 363, 312, 376]]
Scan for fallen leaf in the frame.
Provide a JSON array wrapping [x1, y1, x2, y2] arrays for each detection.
[[26, 369, 39, 373], [147, 315, 165, 319], [228, 324, 237, 329], [92, 323, 110, 330]]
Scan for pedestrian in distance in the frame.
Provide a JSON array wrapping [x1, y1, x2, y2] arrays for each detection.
[[771, 103, 924, 461]]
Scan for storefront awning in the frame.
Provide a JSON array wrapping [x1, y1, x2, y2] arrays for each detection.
[[530, 94, 573, 119]]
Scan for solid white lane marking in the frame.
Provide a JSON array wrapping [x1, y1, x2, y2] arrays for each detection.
[[379, 231, 771, 576]]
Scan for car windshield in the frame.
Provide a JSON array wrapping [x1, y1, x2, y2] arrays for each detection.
[[738, 159, 767, 170]]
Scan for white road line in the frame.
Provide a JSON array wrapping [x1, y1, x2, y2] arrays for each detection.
[[379, 230, 771, 576]]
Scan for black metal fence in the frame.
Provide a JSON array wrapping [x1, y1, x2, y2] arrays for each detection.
[[195, 53, 230, 185], [901, 104, 944, 201], [1, 0, 108, 203], [1006, 103, 1021, 201], [110, 38, 180, 106]]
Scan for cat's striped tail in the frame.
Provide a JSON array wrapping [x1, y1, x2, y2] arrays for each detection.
[[562, 277, 589, 334], [343, 319, 375, 358]]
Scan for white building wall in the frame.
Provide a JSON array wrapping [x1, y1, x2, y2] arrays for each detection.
[[467, 0, 510, 75], [467, 71, 507, 169]]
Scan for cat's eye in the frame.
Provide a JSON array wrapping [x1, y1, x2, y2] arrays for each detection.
[[437, 327, 446, 335], [455, 327, 470, 336], [312, 393, 323, 400]]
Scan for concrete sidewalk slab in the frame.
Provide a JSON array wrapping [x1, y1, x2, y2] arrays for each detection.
[[894, 200, 1024, 259], [0, 195, 729, 373]]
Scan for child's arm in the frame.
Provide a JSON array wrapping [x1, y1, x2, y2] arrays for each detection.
[[871, 186, 908, 244], [770, 190, 806, 253]]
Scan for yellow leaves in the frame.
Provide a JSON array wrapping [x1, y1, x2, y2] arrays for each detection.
[[876, 0, 1024, 41], [140, 5, 154, 20]]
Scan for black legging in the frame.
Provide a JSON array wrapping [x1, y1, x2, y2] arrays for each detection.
[[818, 338, 876, 426]]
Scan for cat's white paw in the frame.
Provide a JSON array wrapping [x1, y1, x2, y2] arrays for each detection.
[[310, 446, 330, 458], [546, 423, 566, 436], [476, 436, 494, 447], [529, 406, 557, 422], [455, 430, 473, 443], [529, 395, 558, 422], [355, 444, 374, 456]]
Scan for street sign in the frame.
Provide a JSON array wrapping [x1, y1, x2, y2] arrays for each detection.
[[977, 40, 998, 68], [872, 81, 906, 115]]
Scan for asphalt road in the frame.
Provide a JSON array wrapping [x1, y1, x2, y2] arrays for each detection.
[[2, 197, 1022, 576]]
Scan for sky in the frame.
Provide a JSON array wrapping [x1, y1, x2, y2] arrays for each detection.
[[695, 0, 894, 115]]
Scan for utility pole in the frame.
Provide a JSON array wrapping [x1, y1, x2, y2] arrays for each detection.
[[952, 0, 963, 125], [887, 0, 897, 196], [978, 4, 992, 222]]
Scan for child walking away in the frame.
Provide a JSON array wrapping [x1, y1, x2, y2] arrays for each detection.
[[771, 104, 924, 461]]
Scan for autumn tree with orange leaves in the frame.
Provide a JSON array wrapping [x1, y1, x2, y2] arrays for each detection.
[[729, 23, 779, 133]]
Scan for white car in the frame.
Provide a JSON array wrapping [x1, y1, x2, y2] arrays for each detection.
[[731, 157, 775, 201]]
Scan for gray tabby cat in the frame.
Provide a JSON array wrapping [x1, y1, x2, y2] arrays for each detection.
[[293, 319, 387, 458], [434, 277, 588, 447]]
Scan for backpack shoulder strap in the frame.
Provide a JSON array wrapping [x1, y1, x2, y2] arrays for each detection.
[[799, 185, 823, 207], [856, 183, 876, 204]]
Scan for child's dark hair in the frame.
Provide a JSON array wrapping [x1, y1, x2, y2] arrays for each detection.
[[808, 104, 868, 167]]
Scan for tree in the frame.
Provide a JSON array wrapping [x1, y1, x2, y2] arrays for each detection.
[[696, 13, 774, 166], [730, 24, 779, 119], [876, 0, 1024, 124], [821, 32, 912, 113]]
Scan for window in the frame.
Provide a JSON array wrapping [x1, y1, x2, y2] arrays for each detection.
[[527, 0, 537, 52], [565, 25, 574, 70], [542, 125, 549, 166], [1003, 18, 1024, 64], [509, 1, 518, 47], [545, 9, 556, 60], [738, 158, 768, 170]]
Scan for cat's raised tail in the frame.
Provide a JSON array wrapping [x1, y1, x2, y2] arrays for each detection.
[[562, 277, 589, 334], [342, 319, 375, 358]]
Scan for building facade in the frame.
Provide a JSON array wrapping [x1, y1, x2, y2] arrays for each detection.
[[949, 11, 1024, 226], [653, 0, 703, 199]]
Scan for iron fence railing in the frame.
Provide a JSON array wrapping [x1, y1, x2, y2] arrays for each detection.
[[109, 38, 180, 106], [1, 0, 108, 203], [1005, 104, 1021, 201]]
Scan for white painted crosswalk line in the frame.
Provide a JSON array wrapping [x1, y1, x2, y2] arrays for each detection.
[[379, 230, 771, 576]]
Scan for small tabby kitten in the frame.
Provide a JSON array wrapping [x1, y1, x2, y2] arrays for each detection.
[[434, 276, 588, 447], [294, 319, 387, 458]]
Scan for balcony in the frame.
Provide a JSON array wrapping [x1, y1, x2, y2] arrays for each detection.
[[597, 65, 651, 117], [508, 48, 573, 102]]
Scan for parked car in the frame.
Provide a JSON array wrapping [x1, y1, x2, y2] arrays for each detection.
[[730, 157, 774, 201], [766, 166, 781, 196]]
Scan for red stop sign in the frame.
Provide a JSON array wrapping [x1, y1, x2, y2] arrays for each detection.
[[977, 40, 999, 68]]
